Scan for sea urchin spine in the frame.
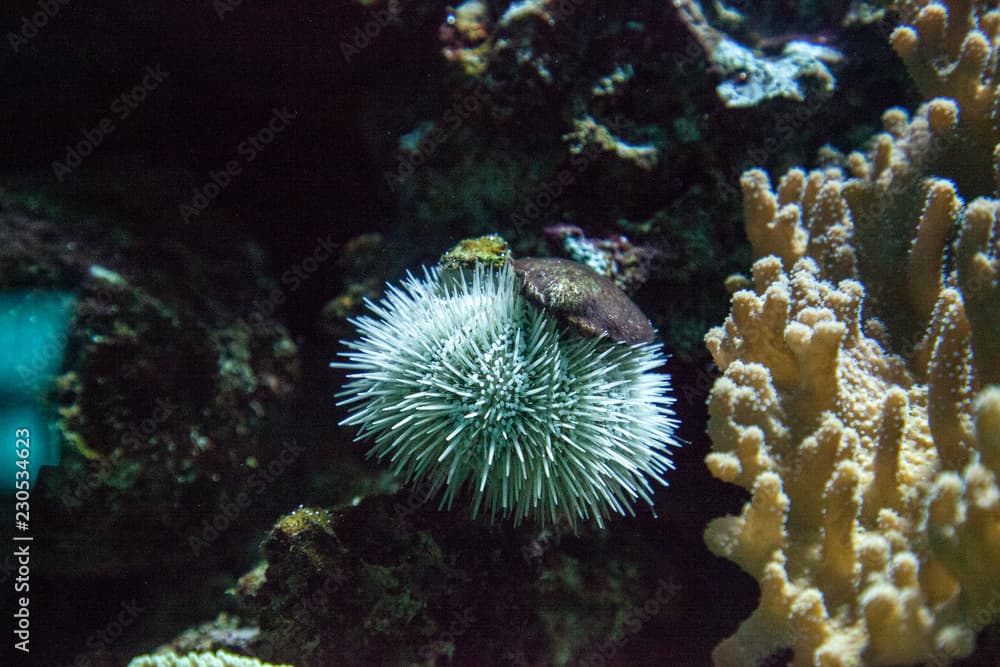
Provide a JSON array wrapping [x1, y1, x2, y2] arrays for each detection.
[[333, 263, 679, 528]]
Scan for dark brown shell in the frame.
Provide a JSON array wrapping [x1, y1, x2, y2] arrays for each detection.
[[513, 257, 655, 344]]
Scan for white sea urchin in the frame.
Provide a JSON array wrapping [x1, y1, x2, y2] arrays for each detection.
[[333, 263, 679, 528]]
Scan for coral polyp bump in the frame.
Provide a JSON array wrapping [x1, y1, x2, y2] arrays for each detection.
[[333, 262, 679, 528]]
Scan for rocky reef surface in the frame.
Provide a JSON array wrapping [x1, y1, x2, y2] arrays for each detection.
[[4, 0, 999, 665]]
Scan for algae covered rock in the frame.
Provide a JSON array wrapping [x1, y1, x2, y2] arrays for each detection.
[[1, 208, 299, 576], [438, 233, 511, 270], [238, 497, 680, 666], [240, 501, 541, 666]]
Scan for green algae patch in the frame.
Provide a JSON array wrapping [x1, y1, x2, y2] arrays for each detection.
[[439, 234, 511, 270]]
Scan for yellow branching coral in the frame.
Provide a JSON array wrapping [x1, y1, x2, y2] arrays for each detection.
[[705, 2, 1000, 664], [707, 252, 1000, 663], [889, 0, 1000, 192], [956, 198, 1000, 385], [706, 257, 954, 665], [740, 99, 966, 349]]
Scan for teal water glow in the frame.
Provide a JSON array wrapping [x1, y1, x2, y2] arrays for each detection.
[[1, 290, 76, 492]]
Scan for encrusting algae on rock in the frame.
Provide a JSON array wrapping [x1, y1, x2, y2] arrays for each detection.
[[704, 0, 1000, 664]]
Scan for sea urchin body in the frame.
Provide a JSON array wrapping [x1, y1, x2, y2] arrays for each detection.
[[333, 263, 679, 528]]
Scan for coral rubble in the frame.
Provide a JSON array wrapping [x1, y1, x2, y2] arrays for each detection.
[[674, 0, 843, 108]]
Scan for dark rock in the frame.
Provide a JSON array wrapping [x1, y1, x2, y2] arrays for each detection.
[[1, 207, 300, 577]]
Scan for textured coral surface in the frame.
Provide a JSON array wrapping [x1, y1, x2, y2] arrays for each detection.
[[704, 2, 1000, 663]]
